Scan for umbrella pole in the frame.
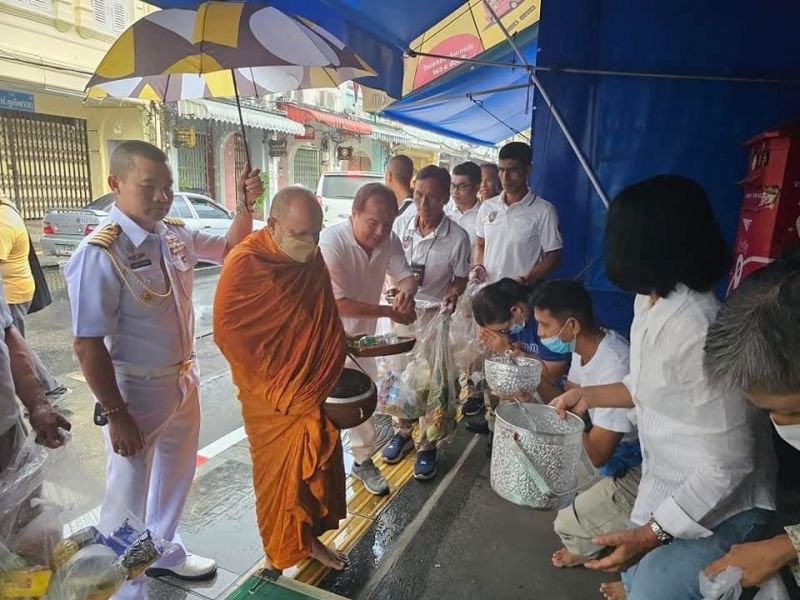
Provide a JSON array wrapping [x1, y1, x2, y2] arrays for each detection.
[[231, 69, 252, 169]]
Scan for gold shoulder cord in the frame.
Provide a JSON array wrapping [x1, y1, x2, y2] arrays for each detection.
[[89, 223, 172, 308]]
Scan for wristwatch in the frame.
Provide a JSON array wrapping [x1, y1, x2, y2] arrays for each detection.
[[647, 517, 674, 545]]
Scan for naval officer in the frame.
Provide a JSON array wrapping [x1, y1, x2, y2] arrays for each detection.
[[65, 140, 263, 589]]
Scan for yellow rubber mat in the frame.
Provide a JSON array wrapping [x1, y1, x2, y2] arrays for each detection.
[[291, 451, 418, 586]]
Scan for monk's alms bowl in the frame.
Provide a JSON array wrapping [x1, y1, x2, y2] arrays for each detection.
[[323, 368, 377, 430]]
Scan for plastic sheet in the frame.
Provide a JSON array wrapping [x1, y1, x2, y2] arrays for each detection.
[[0, 436, 175, 599]]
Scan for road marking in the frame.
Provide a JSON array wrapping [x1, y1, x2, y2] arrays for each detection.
[[196, 425, 247, 466], [355, 435, 481, 600]]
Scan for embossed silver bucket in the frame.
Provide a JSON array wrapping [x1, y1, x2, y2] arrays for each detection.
[[491, 403, 585, 511]]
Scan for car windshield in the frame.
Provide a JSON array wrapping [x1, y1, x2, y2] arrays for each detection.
[[321, 175, 383, 199], [85, 194, 115, 211]]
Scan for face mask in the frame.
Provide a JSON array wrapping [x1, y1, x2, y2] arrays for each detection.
[[772, 417, 800, 451], [279, 235, 317, 263], [541, 320, 577, 354], [508, 320, 525, 335]]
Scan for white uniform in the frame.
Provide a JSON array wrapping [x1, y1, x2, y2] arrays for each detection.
[[64, 205, 227, 590], [444, 200, 480, 248], [319, 220, 412, 463], [393, 212, 471, 305], [476, 189, 562, 282]]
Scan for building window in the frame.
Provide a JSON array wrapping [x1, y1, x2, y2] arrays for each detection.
[[92, 0, 130, 33], [11, 0, 52, 12]]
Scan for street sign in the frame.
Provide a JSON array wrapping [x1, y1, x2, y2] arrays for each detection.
[[0, 90, 35, 113]]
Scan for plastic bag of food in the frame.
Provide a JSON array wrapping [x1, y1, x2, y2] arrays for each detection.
[[376, 357, 430, 420], [422, 311, 458, 444], [0, 436, 176, 600]]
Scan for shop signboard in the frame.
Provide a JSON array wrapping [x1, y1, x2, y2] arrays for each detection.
[[295, 125, 316, 140], [269, 139, 288, 157]]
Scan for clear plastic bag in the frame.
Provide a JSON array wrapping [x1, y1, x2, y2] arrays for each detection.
[[699, 567, 790, 600], [423, 312, 458, 444], [376, 357, 430, 420], [0, 435, 176, 599]]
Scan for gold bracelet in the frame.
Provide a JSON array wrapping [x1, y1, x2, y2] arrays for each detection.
[[101, 405, 127, 417]]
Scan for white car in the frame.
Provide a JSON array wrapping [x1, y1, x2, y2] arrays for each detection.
[[317, 171, 384, 229], [42, 192, 265, 257]]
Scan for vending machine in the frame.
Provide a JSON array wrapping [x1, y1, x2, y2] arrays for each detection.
[[727, 124, 800, 295]]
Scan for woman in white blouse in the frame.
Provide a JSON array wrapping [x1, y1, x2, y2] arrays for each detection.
[[553, 175, 776, 600]]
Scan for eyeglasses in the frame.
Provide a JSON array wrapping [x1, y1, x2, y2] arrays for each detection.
[[450, 183, 476, 192]]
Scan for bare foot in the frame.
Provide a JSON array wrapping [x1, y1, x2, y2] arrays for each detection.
[[310, 538, 348, 571], [552, 547, 589, 568], [600, 581, 626, 600]]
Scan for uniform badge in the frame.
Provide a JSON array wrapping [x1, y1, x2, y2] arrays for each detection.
[[165, 230, 188, 264], [488, 211, 497, 223]]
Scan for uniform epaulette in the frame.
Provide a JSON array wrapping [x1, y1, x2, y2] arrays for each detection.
[[163, 217, 185, 227], [87, 223, 121, 249]]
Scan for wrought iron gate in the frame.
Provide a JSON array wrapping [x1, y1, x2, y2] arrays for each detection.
[[177, 131, 210, 194], [293, 147, 320, 191], [0, 110, 92, 220]]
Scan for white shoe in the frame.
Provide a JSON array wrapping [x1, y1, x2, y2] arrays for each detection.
[[145, 554, 217, 581]]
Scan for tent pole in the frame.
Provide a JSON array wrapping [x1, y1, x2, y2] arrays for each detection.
[[529, 74, 610, 209], [481, 0, 611, 210]]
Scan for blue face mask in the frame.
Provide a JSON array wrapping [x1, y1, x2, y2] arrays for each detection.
[[541, 320, 577, 354], [508, 320, 525, 335]]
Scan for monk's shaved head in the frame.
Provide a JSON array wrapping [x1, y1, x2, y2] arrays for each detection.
[[270, 186, 320, 220], [268, 186, 323, 245]]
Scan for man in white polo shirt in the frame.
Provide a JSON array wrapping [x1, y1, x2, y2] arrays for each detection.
[[384, 165, 470, 480], [384, 154, 415, 217], [319, 182, 418, 496], [473, 142, 563, 283], [446, 161, 481, 249]]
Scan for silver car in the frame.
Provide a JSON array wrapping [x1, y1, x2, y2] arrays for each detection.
[[41, 192, 265, 257]]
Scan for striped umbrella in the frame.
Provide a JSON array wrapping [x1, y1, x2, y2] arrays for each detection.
[[86, 2, 376, 161]]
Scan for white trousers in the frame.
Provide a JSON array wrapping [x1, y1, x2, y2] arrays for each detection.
[[347, 417, 377, 464], [102, 365, 200, 599]]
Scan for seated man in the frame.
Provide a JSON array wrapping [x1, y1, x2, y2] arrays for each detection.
[[214, 187, 348, 571], [470, 278, 571, 440], [528, 281, 641, 569], [703, 250, 800, 593]]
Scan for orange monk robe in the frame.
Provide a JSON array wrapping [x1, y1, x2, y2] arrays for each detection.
[[213, 229, 347, 569]]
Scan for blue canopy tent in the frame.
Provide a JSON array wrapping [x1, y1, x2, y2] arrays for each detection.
[[530, 0, 800, 330], [381, 24, 539, 146]]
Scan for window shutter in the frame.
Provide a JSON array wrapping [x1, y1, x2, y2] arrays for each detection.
[[92, 0, 109, 28], [111, 0, 128, 32], [27, 0, 51, 11]]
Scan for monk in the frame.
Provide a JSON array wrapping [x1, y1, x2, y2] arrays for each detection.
[[213, 186, 348, 571]]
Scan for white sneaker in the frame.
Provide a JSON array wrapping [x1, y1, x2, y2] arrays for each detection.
[[145, 554, 217, 581]]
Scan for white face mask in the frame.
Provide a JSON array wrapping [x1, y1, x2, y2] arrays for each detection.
[[771, 416, 800, 451]]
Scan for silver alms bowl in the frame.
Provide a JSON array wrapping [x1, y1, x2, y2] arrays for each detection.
[[484, 354, 543, 396]]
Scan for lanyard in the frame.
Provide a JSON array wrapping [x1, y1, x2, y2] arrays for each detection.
[[403, 216, 448, 267]]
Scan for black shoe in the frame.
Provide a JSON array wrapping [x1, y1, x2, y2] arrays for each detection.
[[460, 395, 484, 417], [464, 415, 490, 435]]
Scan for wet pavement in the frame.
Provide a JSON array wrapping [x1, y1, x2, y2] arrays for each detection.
[[21, 265, 612, 600]]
